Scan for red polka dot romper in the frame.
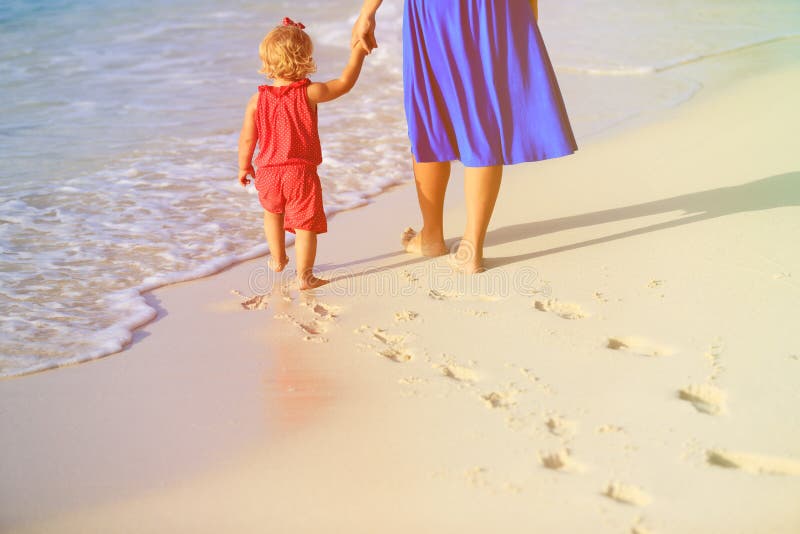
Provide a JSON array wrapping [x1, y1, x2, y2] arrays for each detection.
[[253, 78, 327, 234]]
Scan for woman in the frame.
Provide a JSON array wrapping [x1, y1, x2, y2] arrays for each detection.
[[353, 0, 577, 273]]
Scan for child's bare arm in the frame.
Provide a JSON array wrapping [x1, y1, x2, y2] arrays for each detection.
[[307, 46, 368, 105], [237, 92, 259, 186]]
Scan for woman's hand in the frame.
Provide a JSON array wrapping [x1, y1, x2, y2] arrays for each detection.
[[351, 12, 377, 54], [238, 165, 254, 187]]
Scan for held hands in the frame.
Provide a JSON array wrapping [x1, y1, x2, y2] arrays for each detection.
[[351, 12, 377, 54], [238, 165, 254, 187], [351, 40, 370, 59]]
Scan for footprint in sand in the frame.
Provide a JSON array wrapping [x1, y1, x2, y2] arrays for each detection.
[[533, 299, 589, 320], [360, 327, 414, 363], [481, 391, 516, 409], [434, 356, 480, 383], [606, 336, 673, 357], [538, 448, 585, 473], [428, 289, 451, 301], [241, 293, 341, 341], [602, 481, 652, 507], [274, 313, 328, 342], [706, 449, 800, 476], [232, 290, 270, 311], [545, 414, 578, 439], [304, 301, 340, 321], [678, 384, 727, 415], [394, 310, 419, 322]]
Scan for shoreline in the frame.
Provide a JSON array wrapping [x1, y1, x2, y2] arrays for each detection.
[[2, 38, 800, 533], [4, 34, 798, 381]]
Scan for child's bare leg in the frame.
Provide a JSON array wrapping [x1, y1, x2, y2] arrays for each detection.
[[401, 157, 450, 256], [263, 211, 288, 272], [294, 229, 328, 290]]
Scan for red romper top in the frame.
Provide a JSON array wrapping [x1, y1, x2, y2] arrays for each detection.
[[253, 78, 327, 234]]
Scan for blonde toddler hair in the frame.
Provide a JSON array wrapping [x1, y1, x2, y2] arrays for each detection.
[[259, 23, 316, 81]]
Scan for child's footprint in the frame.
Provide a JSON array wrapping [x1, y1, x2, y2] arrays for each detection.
[[434, 355, 479, 383], [538, 448, 585, 473], [232, 289, 270, 311], [274, 313, 328, 342], [359, 327, 414, 363]]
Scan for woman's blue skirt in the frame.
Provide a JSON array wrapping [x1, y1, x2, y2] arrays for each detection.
[[403, 0, 578, 167]]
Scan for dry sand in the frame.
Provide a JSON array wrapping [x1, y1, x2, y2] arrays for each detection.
[[2, 38, 800, 534]]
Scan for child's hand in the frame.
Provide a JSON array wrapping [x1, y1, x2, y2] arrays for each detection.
[[238, 165, 255, 187], [352, 41, 369, 59]]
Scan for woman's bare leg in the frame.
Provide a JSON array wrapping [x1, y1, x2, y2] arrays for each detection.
[[401, 157, 450, 256], [263, 211, 289, 272], [294, 229, 328, 290], [453, 165, 503, 273]]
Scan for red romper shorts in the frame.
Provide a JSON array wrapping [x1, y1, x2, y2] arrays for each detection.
[[254, 164, 327, 234]]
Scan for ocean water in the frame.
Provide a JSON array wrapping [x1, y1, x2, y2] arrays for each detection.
[[1, 0, 798, 377]]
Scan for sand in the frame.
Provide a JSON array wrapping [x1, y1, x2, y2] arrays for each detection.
[[2, 38, 800, 534]]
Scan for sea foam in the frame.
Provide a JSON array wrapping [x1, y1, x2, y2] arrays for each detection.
[[1, 0, 799, 377]]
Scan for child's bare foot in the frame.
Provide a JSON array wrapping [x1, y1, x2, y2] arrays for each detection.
[[447, 240, 486, 274], [268, 255, 289, 272], [298, 275, 329, 291], [401, 227, 448, 257]]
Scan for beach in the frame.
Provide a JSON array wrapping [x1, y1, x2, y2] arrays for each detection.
[[2, 20, 800, 533]]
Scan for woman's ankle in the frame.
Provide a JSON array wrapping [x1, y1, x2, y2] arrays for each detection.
[[453, 238, 484, 264]]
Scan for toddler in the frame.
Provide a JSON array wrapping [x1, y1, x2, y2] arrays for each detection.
[[238, 17, 367, 290]]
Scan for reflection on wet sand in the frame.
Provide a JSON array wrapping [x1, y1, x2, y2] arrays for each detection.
[[261, 327, 336, 433]]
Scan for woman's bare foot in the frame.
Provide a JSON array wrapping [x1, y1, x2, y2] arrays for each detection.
[[447, 240, 486, 274], [267, 255, 289, 272], [401, 227, 448, 257], [297, 274, 329, 291]]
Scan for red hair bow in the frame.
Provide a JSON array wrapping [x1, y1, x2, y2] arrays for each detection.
[[282, 17, 306, 30]]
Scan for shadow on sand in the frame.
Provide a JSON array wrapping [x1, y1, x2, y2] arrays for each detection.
[[485, 171, 800, 268], [329, 171, 799, 280]]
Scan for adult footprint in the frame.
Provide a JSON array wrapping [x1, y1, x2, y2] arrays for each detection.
[[678, 384, 727, 415], [603, 481, 652, 506], [534, 299, 588, 320], [367, 328, 413, 363], [707, 450, 800, 476], [606, 336, 674, 357]]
